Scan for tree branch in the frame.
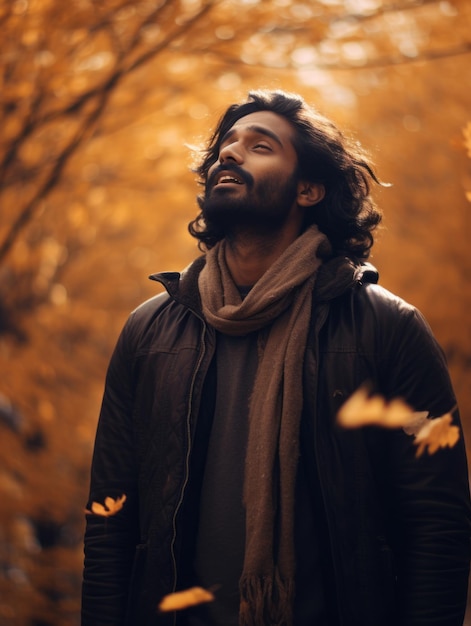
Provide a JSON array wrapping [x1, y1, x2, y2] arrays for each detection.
[[0, 0, 218, 263], [200, 40, 471, 72]]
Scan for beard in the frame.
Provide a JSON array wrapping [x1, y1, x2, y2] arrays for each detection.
[[201, 167, 299, 236]]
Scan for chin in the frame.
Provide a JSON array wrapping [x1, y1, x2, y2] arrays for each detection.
[[202, 196, 250, 225]]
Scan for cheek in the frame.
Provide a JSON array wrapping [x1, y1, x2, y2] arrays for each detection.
[[206, 161, 220, 185]]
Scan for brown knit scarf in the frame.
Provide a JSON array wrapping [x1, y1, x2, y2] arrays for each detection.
[[198, 225, 330, 626]]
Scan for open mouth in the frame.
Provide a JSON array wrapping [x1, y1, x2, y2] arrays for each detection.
[[216, 173, 244, 185]]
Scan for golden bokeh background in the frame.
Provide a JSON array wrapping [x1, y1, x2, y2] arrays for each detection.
[[0, 0, 470, 623]]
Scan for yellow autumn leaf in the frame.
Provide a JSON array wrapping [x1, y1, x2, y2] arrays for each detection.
[[86, 494, 127, 517], [158, 586, 215, 612], [337, 386, 417, 429], [414, 413, 460, 457]]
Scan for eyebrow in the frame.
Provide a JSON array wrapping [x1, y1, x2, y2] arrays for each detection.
[[220, 124, 285, 149]]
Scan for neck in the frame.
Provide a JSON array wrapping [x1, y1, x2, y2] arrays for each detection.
[[224, 227, 301, 286]]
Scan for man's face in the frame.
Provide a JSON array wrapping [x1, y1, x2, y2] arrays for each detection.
[[202, 111, 301, 233]]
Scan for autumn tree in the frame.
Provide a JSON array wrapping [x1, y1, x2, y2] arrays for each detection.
[[1, 0, 470, 338], [1, 0, 470, 624]]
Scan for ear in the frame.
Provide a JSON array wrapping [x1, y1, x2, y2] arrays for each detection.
[[296, 181, 325, 207]]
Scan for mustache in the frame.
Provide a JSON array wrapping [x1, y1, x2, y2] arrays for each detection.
[[206, 163, 254, 190]]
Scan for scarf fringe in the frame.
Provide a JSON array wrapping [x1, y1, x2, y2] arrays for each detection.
[[239, 573, 295, 626]]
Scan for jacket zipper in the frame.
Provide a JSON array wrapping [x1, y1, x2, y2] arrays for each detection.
[[169, 319, 207, 624]]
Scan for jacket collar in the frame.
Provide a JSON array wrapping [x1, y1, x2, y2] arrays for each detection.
[[356, 261, 379, 285], [314, 257, 378, 302], [149, 254, 378, 310], [149, 255, 207, 315]]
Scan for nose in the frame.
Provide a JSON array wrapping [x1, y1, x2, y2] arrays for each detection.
[[219, 140, 243, 165]]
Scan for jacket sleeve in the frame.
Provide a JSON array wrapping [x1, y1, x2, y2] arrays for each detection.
[[82, 314, 140, 626], [376, 298, 471, 626]]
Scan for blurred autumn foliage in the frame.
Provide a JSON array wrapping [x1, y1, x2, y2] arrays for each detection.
[[0, 0, 470, 624]]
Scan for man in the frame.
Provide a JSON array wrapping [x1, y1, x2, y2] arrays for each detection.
[[82, 90, 471, 626]]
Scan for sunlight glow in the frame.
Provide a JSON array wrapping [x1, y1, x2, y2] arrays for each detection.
[[291, 46, 319, 66], [344, 0, 381, 14], [76, 52, 113, 72]]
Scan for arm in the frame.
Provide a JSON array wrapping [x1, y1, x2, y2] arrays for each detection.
[[379, 304, 471, 625], [82, 316, 140, 626]]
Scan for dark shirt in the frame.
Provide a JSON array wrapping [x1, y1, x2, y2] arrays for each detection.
[[187, 330, 328, 625], [190, 330, 258, 625]]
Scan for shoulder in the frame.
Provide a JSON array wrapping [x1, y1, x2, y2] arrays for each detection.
[[321, 257, 420, 328], [349, 280, 438, 351], [354, 282, 439, 351], [123, 256, 206, 339], [325, 270, 442, 365], [104, 292, 174, 370], [130, 291, 172, 326], [355, 281, 418, 320]]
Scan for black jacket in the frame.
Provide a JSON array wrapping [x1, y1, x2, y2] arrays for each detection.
[[82, 256, 471, 626]]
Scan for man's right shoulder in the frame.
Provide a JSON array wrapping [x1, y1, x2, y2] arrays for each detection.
[[111, 292, 182, 361], [132, 291, 172, 316], [127, 291, 174, 333]]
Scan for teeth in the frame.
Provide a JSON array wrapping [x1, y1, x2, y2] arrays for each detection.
[[219, 175, 242, 184]]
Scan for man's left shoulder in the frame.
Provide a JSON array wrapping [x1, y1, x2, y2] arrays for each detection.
[[354, 273, 418, 320]]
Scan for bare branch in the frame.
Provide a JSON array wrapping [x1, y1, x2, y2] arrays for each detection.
[[0, 0, 218, 263], [0, 88, 111, 264], [199, 40, 471, 72], [126, 1, 217, 74]]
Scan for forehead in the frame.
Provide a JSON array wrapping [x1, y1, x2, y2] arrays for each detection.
[[226, 110, 296, 149]]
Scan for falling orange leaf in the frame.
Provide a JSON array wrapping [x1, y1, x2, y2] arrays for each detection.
[[158, 587, 215, 612], [86, 494, 127, 517], [337, 388, 460, 458], [337, 386, 418, 429], [414, 413, 460, 457]]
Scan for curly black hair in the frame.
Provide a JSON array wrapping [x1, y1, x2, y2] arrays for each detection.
[[188, 89, 384, 259]]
